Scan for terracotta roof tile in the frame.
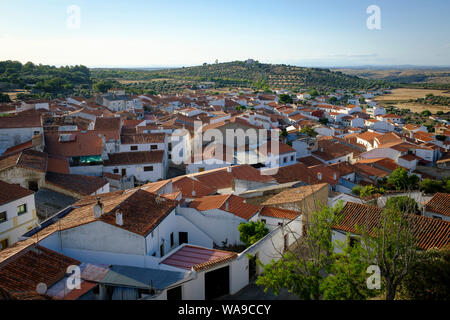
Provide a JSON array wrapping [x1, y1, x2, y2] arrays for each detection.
[[161, 245, 237, 271], [260, 207, 300, 220], [0, 180, 34, 205], [334, 202, 450, 250], [190, 194, 260, 220], [104, 150, 164, 166], [424, 193, 450, 217]]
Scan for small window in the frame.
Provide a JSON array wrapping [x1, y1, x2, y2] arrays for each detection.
[[261, 219, 266, 224], [151, 145, 158, 150], [0, 238, 8, 250], [17, 204, 27, 215], [349, 236, 359, 248], [0, 211, 6, 224], [170, 232, 174, 247], [278, 222, 283, 227], [121, 168, 126, 176], [144, 166, 153, 172], [130, 145, 138, 151], [290, 155, 294, 161], [113, 168, 119, 174]]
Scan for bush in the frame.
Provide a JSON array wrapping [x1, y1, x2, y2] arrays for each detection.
[[385, 196, 419, 214], [238, 221, 269, 248]]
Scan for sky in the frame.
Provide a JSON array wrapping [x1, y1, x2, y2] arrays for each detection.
[[0, 0, 449, 68]]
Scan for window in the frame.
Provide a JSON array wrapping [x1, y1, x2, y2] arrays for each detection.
[[198, 167, 205, 172], [17, 204, 27, 215], [130, 145, 138, 151], [290, 155, 294, 161], [113, 168, 119, 174], [170, 232, 174, 247], [151, 145, 158, 150], [144, 166, 153, 172], [179, 232, 188, 244], [33, 131, 40, 136], [349, 236, 360, 248], [261, 219, 266, 224], [160, 243, 165, 257], [121, 168, 126, 176], [0, 211, 6, 224], [28, 181, 38, 191], [278, 222, 283, 227], [0, 238, 8, 250]]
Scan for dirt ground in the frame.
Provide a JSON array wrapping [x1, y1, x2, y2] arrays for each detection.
[[374, 88, 450, 113]]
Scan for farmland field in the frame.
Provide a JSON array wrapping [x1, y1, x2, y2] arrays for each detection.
[[374, 88, 450, 113]]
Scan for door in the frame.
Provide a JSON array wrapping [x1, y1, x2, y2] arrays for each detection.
[[28, 181, 39, 191], [121, 168, 126, 176], [205, 266, 230, 300], [249, 254, 257, 282], [179, 232, 188, 245], [167, 286, 182, 300]]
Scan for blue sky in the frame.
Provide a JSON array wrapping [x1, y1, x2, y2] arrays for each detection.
[[0, 0, 449, 67]]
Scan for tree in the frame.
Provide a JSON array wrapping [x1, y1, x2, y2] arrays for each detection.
[[0, 93, 11, 102], [385, 196, 419, 214], [238, 221, 269, 248], [387, 168, 418, 191], [399, 247, 450, 300], [320, 238, 379, 300], [359, 208, 418, 300], [278, 94, 293, 104], [256, 202, 343, 300], [300, 126, 317, 137]]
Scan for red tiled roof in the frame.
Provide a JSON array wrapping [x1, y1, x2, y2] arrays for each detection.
[[161, 245, 237, 271], [45, 172, 108, 197], [0, 114, 42, 128], [334, 202, 450, 250], [260, 207, 300, 220], [120, 133, 165, 144], [44, 131, 103, 157], [190, 194, 260, 220], [424, 193, 450, 217], [98, 189, 179, 236], [172, 176, 216, 198], [104, 150, 164, 166], [0, 245, 80, 294], [0, 149, 47, 173], [0, 180, 34, 205]]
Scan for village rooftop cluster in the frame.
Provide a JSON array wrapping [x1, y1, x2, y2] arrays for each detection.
[[0, 86, 449, 300]]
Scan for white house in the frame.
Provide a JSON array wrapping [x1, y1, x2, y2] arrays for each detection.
[[0, 181, 38, 250]]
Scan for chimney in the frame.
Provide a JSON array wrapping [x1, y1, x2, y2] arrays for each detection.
[[225, 199, 229, 212], [333, 172, 337, 180], [93, 197, 104, 219], [227, 166, 232, 173], [317, 172, 322, 181], [116, 211, 123, 226]]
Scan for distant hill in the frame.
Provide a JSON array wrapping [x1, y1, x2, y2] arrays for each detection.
[[91, 60, 385, 93], [333, 67, 450, 88], [144, 60, 384, 91]]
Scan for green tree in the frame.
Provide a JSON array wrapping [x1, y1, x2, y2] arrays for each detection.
[[300, 126, 317, 137], [387, 168, 418, 191], [385, 196, 419, 214], [399, 247, 450, 300], [0, 93, 11, 102], [278, 94, 293, 104], [256, 202, 343, 300], [238, 221, 269, 248], [359, 208, 418, 300], [321, 238, 379, 300]]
